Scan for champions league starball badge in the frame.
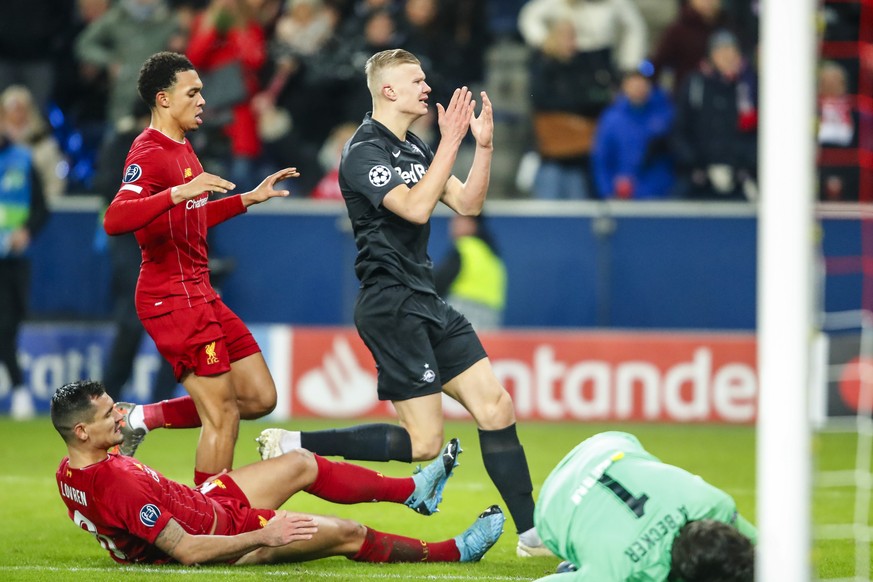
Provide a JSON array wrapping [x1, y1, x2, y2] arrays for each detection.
[[368, 165, 392, 187]]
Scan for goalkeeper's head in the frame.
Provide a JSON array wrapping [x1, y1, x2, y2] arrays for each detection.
[[670, 519, 755, 582]]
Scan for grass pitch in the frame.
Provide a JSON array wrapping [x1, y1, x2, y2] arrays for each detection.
[[0, 418, 866, 581]]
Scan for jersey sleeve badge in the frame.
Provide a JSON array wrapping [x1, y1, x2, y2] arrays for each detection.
[[369, 165, 393, 187], [122, 164, 143, 183]]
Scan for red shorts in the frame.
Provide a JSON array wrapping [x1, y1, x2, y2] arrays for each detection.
[[141, 298, 260, 381], [197, 474, 276, 537]]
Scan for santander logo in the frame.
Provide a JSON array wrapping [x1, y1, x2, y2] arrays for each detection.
[[491, 345, 756, 423], [289, 329, 758, 423]]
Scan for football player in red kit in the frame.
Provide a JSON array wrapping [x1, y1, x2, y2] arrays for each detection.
[[103, 51, 296, 484], [52, 380, 504, 566]]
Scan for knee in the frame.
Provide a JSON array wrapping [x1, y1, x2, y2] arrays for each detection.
[[410, 432, 445, 461], [475, 387, 517, 430], [238, 382, 277, 419], [338, 519, 367, 553], [282, 448, 318, 486], [252, 387, 277, 417]]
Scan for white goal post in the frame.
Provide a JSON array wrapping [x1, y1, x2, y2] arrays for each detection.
[[756, 0, 817, 579]]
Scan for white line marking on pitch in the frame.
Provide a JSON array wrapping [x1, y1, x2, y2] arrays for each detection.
[[0, 566, 530, 580]]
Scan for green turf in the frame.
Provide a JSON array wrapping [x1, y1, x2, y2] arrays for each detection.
[[0, 418, 867, 581]]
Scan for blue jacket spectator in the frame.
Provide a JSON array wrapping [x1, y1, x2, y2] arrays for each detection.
[[592, 68, 675, 199]]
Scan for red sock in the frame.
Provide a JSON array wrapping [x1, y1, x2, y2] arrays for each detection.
[[305, 455, 414, 504], [193, 470, 213, 486], [351, 527, 460, 562], [142, 397, 201, 430]]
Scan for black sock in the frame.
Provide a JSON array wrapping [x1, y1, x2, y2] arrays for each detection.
[[479, 423, 536, 534], [301, 423, 413, 462]]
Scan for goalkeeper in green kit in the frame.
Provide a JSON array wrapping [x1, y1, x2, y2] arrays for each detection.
[[534, 432, 756, 582]]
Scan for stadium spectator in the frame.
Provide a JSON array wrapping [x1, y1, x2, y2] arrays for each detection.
[[263, 0, 346, 173], [817, 60, 858, 201], [441, 0, 491, 91], [818, 60, 855, 148], [309, 122, 358, 200], [650, 0, 732, 94], [52, 379, 505, 566], [631, 0, 679, 54], [0, 0, 72, 110], [75, 0, 184, 127], [670, 30, 758, 201], [186, 0, 269, 191], [591, 65, 675, 200], [256, 48, 550, 558], [0, 105, 49, 420], [338, 0, 402, 38], [273, 0, 336, 59], [333, 7, 402, 120], [92, 100, 178, 404], [102, 52, 299, 485], [434, 213, 507, 331], [533, 431, 756, 581], [517, 0, 648, 75], [0, 85, 68, 202], [528, 19, 614, 200], [397, 0, 454, 104]]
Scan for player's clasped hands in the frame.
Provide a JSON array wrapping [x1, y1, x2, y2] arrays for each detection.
[[469, 90, 493, 150], [262, 510, 318, 547], [437, 86, 476, 147]]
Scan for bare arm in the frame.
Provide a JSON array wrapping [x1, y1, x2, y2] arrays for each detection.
[[154, 512, 317, 565], [382, 87, 476, 224], [441, 91, 494, 216]]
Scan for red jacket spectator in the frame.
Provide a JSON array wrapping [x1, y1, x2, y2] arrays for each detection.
[[186, 0, 267, 159]]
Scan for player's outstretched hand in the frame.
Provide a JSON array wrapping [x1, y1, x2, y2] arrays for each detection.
[[172, 172, 236, 203], [436, 86, 475, 149], [469, 90, 493, 150], [243, 167, 300, 206], [261, 510, 318, 547]]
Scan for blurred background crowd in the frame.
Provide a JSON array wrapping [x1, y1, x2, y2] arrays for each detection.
[[0, 0, 868, 203]]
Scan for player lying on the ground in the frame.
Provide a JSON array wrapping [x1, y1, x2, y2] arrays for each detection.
[[52, 380, 504, 566], [534, 431, 756, 582]]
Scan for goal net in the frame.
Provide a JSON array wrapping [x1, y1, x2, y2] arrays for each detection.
[[813, 205, 873, 581]]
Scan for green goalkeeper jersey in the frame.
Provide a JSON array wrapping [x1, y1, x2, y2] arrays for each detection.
[[534, 432, 757, 581]]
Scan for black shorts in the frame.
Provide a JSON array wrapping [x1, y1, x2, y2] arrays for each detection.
[[354, 284, 487, 402]]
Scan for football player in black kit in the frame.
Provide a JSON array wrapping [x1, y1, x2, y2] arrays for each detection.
[[257, 48, 551, 557]]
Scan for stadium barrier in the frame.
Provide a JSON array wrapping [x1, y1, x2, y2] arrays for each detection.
[[0, 322, 761, 423]]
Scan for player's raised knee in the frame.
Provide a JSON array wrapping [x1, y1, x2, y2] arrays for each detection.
[[411, 435, 445, 461]]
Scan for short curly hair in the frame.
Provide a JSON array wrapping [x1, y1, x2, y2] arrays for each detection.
[[670, 519, 755, 582], [137, 51, 195, 109]]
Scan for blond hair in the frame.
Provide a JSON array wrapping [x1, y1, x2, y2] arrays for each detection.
[[365, 49, 421, 96]]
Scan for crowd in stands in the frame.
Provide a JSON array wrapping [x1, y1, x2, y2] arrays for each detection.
[[0, 0, 864, 201]]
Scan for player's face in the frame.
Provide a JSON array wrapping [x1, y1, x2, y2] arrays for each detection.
[[387, 63, 431, 117], [83, 393, 124, 449], [164, 69, 205, 133]]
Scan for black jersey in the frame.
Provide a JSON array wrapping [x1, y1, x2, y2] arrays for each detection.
[[338, 113, 438, 293]]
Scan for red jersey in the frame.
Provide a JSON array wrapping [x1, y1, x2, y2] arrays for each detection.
[[56, 454, 219, 564], [103, 128, 246, 319]]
